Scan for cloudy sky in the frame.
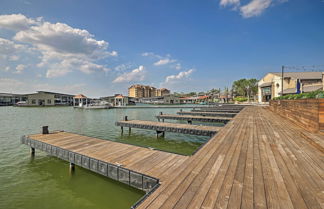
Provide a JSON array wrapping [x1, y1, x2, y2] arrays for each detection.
[[0, 0, 323, 97]]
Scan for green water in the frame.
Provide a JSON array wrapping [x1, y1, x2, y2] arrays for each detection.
[[0, 106, 217, 209]]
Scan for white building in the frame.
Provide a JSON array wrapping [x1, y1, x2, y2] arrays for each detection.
[[258, 72, 324, 103]]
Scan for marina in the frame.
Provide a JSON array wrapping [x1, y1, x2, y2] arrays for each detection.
[[20, 106, 324, 209]]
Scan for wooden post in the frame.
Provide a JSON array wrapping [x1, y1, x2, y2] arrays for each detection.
[[69, 163, 75, 173], [160, 112, 163, 115], [188, 120, 192, 124], [121, 126, 124, 133], [129, 127, 131, 135], [124, 116, 128, 121], [42, 126, 49, 134], [180, 109, 182, 112], [30, 147, 35, 156], [162, 119, 165, 122]]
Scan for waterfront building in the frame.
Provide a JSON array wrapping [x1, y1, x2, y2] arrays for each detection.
[[140, 94, 180, 104], [73, 94, 90, 107], [128, 84, 170, 98], [25, 91, 74, 106], [155, 88, 170, 96], [100, 94, 131, 106], [258, 72, 324, 103], [0, 93, 27, 106]]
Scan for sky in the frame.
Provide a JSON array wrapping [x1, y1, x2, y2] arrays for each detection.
[[0, 0, 323, 97]]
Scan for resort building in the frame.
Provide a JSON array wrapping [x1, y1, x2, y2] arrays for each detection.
[[128, 85, 170, 98], [73, 94, 91, 107], [140, 95, 180, 104], [25, 91, 74, 106], [0, 93, 27, 106], [258, 72, 324, 103], [101, 94, 132, 106]]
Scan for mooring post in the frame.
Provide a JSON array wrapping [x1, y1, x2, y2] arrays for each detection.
[[42, 126, 49, 134], [160, 112, 163, 115], [162, 119, 165, 122], [188, 120, 192, 124], [121, 126, 124, 134], [30, 147, 35, 156], [129, 127, 131, 135], [124, 116, 128, 121], [69, 162, 75, 173]]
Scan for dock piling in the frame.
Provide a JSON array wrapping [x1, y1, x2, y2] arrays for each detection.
[[69, 162, 75, 173], [156, 131, 165, 138], [188, 120, 192, 124], [42, 126, 49, 134], [124, 116, 128, 121], [30, 147, 35, 156]]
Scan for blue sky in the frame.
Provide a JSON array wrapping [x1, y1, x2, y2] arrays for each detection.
[[0, 0, 323, 97]]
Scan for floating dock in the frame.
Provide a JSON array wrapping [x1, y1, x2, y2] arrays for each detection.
[[191, 108, 241, 113], [156, 114, 231, 124], [21, 106, 324, 209], [177, 111, 236, 118], [115, 120, 220, 137]]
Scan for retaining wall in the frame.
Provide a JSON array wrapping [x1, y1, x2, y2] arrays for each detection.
[[269, 99, 324, 132]]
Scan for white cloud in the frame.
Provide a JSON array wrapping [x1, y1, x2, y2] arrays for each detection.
[[240, 0, 272, 18], [220, 0, 287, 18], [15, 64, 25, 74], [113, 65, 145, 83], [141, 52, 162, 59], [0, 14, 40, 31], [154, 58, 176, 66], [165, 69, 194, 83], [114, 63, 133, 72], [220, 0, 240, 7], [0, 14, 116, 78], [0, 37, 25, 59]]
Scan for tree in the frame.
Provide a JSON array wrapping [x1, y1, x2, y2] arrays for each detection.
[[232, 78, 258, 102]]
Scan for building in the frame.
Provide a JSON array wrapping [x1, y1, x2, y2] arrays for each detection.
[[156, 88, 170, 96], [258, 72, 324, 103], [25, 91, 74, 106], [140, 95, 180, 104], [0, 93, 27, 106], [128, 85, 170, 98], [101, 94, 131, 106]]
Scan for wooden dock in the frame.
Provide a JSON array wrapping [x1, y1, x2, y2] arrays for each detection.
[[191, 108, 241, 113], [177, 111, 237, 118], [21, 106, 324, 209], [115, 120, 220, 137], [156, 114, 231, 124]]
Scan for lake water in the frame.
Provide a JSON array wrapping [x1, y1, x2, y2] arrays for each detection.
[[0, 106, 219, 209]]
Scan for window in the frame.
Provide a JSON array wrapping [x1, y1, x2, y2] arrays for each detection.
[[47, 99, 52, 104], [32, 99, 36, 104]]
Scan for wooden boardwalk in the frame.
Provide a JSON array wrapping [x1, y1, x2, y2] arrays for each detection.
[[156, 114, 231, 124], [178, 111, 236, 118], [138, 106, 324, 209], [21, 106, 324, 209], [115, 120, 220, 136]]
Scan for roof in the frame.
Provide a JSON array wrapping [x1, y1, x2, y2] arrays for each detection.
[[198, 95, 210, 99], [259, 82, 272, 88], [115, 95, 124, 99], [271, 72, 323, 80], [74, 94, 87, 99]]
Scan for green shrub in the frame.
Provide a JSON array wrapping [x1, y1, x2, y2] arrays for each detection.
[[234, 97, 248, 102], [273, 90, 324, 100]]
